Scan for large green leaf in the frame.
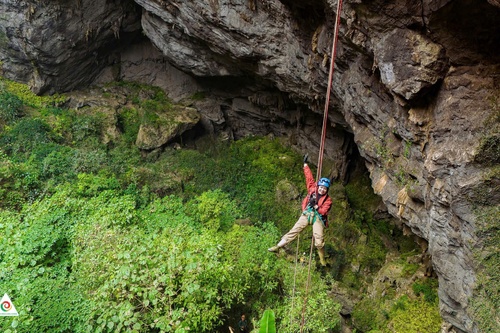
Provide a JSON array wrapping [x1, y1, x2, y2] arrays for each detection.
[[259, 309, 276, 333]]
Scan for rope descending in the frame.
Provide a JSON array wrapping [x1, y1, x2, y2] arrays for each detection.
[[299, 0, 344, 332]]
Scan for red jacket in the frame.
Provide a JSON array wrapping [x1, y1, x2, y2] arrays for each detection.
[[301, 165, 332, 224]]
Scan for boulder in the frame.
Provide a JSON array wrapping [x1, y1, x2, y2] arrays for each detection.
[[135, 105, 200, 150]]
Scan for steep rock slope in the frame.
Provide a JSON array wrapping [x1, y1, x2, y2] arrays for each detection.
[[0, 0, 498, 332]]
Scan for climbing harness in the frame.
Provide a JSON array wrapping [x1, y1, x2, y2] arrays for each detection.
[[304, 206, 326, 227], [295, 0, 344, 332]]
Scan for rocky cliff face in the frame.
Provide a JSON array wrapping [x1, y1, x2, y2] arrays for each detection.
[[1, 0, 498, 332], [0, 0, 142, 94]]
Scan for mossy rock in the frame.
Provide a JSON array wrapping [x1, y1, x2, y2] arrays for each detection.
[[474, 134, 500, 166], [135, 105, 200, 150], [275, 179, 299, 202]]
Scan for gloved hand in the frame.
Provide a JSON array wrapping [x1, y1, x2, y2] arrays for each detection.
[[303, 153, 308, 164], [308, 193, 317, 207]]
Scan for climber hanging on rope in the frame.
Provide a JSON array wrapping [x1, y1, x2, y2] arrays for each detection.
[[268, 154, 332, 266]]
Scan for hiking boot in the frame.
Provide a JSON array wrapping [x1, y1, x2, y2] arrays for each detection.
[[268, 245, 280, 252], [318, 248, 327, 266]]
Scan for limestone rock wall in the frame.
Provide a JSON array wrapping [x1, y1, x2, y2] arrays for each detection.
[[0, 0, 142, 94], [1, 0, 499, 332]]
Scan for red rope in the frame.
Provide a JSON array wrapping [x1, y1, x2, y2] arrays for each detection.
[[300, 1, 343, 332], [290, 233, 300, 328], [316, 0, 343, 181], [299, 233, 315, 333]]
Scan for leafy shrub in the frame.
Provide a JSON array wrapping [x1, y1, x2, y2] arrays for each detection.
[[352, 294, 441, 333], [223, 222, 283, 307], [0, 153, 22, 209], [38, 106, 73, 141], [106, 142, 142, 176], [72, 148, 109, 174], [257, 309, 276, 333], [401, 261, 419, 277], [136, 195, 190, 232], [116, 107, 140, 144], [275, 261, 342, 332], [0, 91, 24, 123], [39, 145, 76, 181], [86, 191, 138, 227], [0, 195, 89, 333], [170, 136, 302, 226], [1, 77, 67, 107], [73, 212, 241, 332], [71, 113, 104, 145], [352, 297, 386, 332], [0, 153, 44, 207], [471, 204, 500, 333], [188, 189, 242, 231], [39, 105, 67, 117], [74, 172, 121, 197], [388, 296, 441, 333], [412, 279, 439, 303], [0, 118, 53, 158]]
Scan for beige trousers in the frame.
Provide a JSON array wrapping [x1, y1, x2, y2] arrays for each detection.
[[278, 211, 324, 249]]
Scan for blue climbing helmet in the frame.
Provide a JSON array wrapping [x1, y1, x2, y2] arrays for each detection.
[[317, 177, 331, 188]]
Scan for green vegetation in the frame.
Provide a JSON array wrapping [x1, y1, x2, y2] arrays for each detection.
[[352, 297, 387, 332], [117, 107, 140, 144], [190, 91, 206, 101], [0, 79, 338, 332], [474, 95, 499, 166], [351, 276, 441, 333], [331, 168, 391, 281], [0, 90, 24, 123], [388, 296, 441, 333], [258, 310, 276, 333], [412, 278, 439, 303], [402, 139, 412, 159], [470, 204, 500, 333], [1, 77, 66, 108], [475, 134, 500, 165], [401, 261, 419, 277], [0, 79, 440, 332], [469, 94, 500, 333]]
